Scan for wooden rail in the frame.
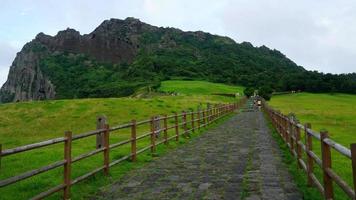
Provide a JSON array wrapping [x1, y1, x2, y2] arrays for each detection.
[[0, 98, 246, 199], [263, 101, 356, 200]]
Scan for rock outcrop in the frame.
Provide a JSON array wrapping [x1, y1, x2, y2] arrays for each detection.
[[1, 17, 316, 103], [0, 17, 154, 102]]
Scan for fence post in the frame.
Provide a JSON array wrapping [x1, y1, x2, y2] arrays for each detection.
[[131, 120, 137, 161], [213, 106, 215, 118], [163, 115, 168, 144], [289, 118, 294, 154], [197, 109, 201, 130], [296, 124, 302, 169], [150, 117, 156, 153], [277, 113, 281, 135], [96, 115, 107, 149], [207, 109, 210, 125], [213, 105, 217, 122], [103, 124, 110, 176], [320, 131, 334, 199], [305, 123, 313, 186], [217, 105, 220, 119], [280, 116, 285, 140], [207, 103, 211, 123], [182, 111, 188, 137], [211, 106, 215, 122], [281, 115, 285, 138], [191, 111, 195, 132], [64, 131, 72, 200], [203, 109, 206, 127], [350, 143, 356, 197], [175, 113, 179, 141], [284, 117, 288, 142]]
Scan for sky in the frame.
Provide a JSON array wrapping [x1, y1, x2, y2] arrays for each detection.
[[1, 0, 356, 86]]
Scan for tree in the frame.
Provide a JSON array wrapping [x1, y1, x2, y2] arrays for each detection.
[[258, 86, 273, 101], [243, 87, 255, 97]]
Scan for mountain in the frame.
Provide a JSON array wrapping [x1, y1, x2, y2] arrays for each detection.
[[1, 17, 355, 103]]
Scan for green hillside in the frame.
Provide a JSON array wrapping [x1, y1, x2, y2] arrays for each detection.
[[269, 93, 356, 200], [0, 80, 240, 200], [159, 80, 244, 95]]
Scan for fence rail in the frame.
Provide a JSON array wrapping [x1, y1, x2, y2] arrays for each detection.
[[263, 101, 356, 200], [0, 98, 246, 199]]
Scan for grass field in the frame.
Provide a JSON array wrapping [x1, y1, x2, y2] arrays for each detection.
[[0, 80, 242, 200], [159, 80, 244, 95], [269, 93, 356, 200]]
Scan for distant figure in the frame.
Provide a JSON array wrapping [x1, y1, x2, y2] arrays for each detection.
[[257, 100, 262, 110]]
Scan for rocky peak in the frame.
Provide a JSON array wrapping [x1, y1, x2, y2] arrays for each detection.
[[0, 18, 148, 103]]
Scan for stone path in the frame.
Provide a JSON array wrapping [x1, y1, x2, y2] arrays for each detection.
[[92, 104, 302, 200]]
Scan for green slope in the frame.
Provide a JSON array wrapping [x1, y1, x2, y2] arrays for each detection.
[[269, 93, 356, 200], [159, 80, 244, 95], [0, 80, 240, 200]]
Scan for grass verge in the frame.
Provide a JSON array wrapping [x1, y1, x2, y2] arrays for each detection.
[[263, 111, 323, 200]]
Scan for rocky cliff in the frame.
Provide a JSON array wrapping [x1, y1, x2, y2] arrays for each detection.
[[3, 17, 331, 103], [0, 18, 155, 102]]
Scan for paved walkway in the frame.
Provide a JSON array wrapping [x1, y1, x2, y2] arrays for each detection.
[[92, 106, 302, 200]]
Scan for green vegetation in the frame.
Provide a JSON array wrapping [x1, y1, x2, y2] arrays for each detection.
[[0, 81, 240, 199], [269, 93, 356, 200], [264, 112, 322, 200], [159, 80, 244, 95], [258, 86, 273, 100], [39, 53, 154, 99], [243, 87, 255, 97], [1, 19, 356, 103]]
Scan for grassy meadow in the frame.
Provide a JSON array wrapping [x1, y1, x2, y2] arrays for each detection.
[[0, 80, 242, 200], [159, 80, 244, 95], [269, 93, 356, 200]]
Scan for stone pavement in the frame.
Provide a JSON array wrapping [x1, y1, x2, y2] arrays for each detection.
[[91, 106, 302, 200]]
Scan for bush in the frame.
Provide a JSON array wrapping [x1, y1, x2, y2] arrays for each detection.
[[243, 87, 255, 97], [258, 86, 273, 101]]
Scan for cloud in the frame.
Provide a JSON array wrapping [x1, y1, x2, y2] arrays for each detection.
[[1, 0, 356, 86], [0, 41, 19, 85], [220, 0, 356, 73]]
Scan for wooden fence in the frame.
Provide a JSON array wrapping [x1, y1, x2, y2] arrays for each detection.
[[0, 98, 246, 199], [263, 101, 356, 200]]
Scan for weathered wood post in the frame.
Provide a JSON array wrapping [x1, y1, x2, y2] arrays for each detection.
[[219, 104, 222, 118], [350, 143, 356, 197], [284, 117, 288, 142], [215, 105, 218, 121], [296, 124, 302, 169], [207, 103, 211, 124], [154, 115, 161, 138], [320, 131, 334, 199], [96, 115, 107, 149], [175, 113, 179, 141], [163, 115, 168, 144], [64, 131, 72, 200], [131, 119, 137, 162], [276, 112, 280, 134], [211, 105, 215, 122], [150, 117, 156, 153], [202, 109, 206, 127], [288, 117, 294, 153], [197, 108, 201, 130], [103, 124, 110, 175], [191, 111, 195, 132], [280, 115, 285, 140], [305, 123, 314, 186], [182, 111, 188, 137], [280, 115, 283, 139]]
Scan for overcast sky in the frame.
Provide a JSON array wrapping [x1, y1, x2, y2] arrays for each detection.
[[1, 0, 356, 86]]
